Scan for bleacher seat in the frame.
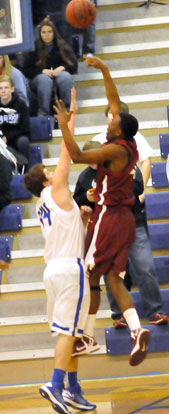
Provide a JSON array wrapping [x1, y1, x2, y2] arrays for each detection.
[[105, 324, 169, 356], [159, 134, 169, 158], [145, 192, 169, 219], [151, 162, 169, 188], [27, 144, 45, 170], [11, 174, 32, 201], [0, 204, 25, 232], [148, 222, 169, 249], [0, 236, 14, 262], [30, 116, 53, 142]]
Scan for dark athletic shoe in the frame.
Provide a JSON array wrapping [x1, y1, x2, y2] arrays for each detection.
[[149, 313, 168, 326], [113, 317, 128, 329]]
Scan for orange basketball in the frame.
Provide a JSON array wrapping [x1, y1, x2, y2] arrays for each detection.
[[65, 0, 97, 29]]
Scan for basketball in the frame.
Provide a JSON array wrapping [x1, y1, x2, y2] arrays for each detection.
[[65, 0, 97, 29]]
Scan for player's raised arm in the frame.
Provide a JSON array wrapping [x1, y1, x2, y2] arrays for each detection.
[[52, 88, 77, 195], [83, 56, 121, 117]]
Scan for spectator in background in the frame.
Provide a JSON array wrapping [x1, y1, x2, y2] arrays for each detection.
[[0, 55, 29, 105], [0, 76, 30, 171], [0, 152, 13, 210], [73, 140, 101, 209], [21, 17, 77, 116]]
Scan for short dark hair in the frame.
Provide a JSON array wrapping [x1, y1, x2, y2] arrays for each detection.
[[24, 164, 46, 197], [105, 101, 129, 118], [119, 112, 138, 141]]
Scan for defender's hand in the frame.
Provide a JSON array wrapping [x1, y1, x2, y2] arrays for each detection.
[[54, 100, 71, 128]]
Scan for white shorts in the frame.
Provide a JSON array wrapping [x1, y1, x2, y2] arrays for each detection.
[[43, 257, 90, 338]]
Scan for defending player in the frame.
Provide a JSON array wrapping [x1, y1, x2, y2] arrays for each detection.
[[24, 89, 96, 413], [55, 57, 151, 367]]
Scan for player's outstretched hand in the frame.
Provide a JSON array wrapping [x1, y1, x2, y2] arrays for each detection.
[[83, 55, 106, 70], [54, 100, 72, 128]]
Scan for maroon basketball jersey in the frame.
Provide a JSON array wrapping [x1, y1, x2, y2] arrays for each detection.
[[94, 138, 138, 207]]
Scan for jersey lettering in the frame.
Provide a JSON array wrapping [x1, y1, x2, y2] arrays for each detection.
[[38, 202, 52, 226]]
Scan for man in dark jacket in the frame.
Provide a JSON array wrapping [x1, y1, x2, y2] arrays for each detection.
[[0, 75, 30, 168], [0, 152, 13, 210]]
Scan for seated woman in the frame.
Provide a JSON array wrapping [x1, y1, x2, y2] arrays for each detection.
[[21, 17, 78, 116], [0, 55, 29, 105]]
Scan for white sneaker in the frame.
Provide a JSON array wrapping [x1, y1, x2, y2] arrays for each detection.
[[72, 334, 100, 356], [129, 327, 151, 366]]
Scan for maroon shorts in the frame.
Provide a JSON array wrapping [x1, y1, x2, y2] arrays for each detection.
[[85, 204, 136, 276]]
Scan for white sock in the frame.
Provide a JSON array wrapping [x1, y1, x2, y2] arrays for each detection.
[[123, 308, 141, 332], [84, 314, 96, 337]]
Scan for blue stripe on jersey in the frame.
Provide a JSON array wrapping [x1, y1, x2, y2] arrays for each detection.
[[51, 322, 69, 332], [72, 258, 84, 337], [77, 329, 83, 334]]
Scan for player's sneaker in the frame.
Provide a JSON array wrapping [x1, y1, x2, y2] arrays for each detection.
[[39, 382, 70, 414], [72, 334, 100, 356], [149, 313, 168, 325], [63, 383, 96, 411], [113, 317, 128, 329], [129, 327, 151, 366]]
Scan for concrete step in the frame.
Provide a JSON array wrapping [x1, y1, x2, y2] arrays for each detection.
[[97, 1, 169, 20], [95, 28, 169, 52], [0, 290, 109, 319], [75, 66, 169, 87], [76, 80, 169, 100], [95, 15, 169, 34], [78, 54, 169, 75], [1, 336, 169, 385]]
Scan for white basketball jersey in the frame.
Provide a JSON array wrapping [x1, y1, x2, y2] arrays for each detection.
[[36, 186, 85, 264]]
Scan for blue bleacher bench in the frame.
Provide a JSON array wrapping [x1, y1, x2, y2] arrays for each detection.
[[0, 236, 14, 262], [105, 324, 169, 356], [148, 222, 169, 249], [11, 174, 32, 201], [0, 204, 25, 232], [159, 134, 169, 159], [151, 162, 169, 188], [145, 192, 169, 219], [28, 144, 45, 170], [30, 116, 53, 142]]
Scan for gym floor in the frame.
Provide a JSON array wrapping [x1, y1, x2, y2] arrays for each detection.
[[1, 373, 169, 414]]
